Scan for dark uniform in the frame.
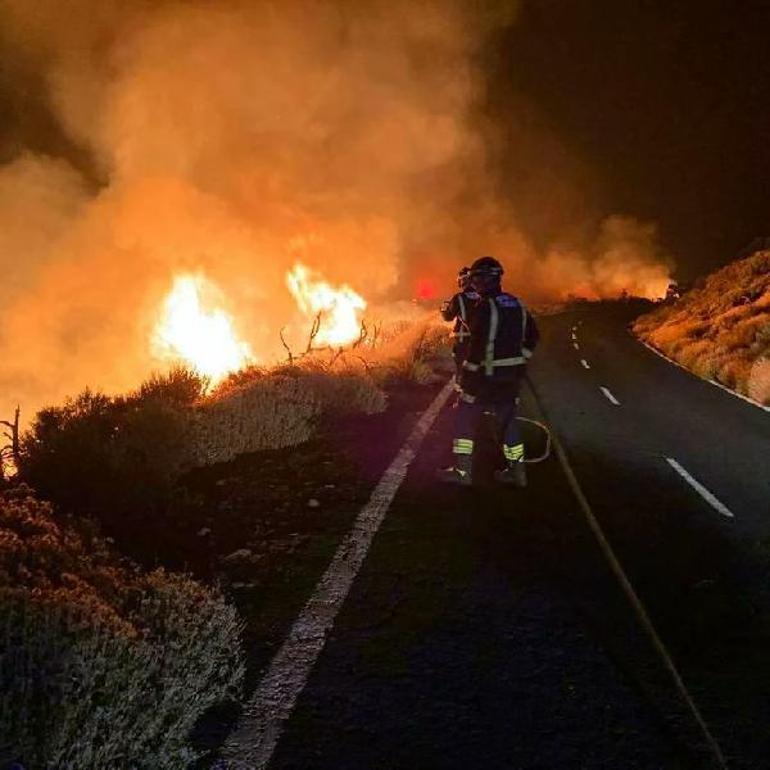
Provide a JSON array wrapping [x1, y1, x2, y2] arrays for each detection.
[[440, 256, 539, 487], [441, 288, 480, 376]]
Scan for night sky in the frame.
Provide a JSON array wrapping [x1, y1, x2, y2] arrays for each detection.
[[495, 0, 770, 280]]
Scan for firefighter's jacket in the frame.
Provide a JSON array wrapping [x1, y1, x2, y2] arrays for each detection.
[[460, 291, 539, 397], [441, 290, 480, 343]]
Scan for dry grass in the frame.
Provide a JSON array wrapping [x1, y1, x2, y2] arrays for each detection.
[[634, 250, 770, 403]]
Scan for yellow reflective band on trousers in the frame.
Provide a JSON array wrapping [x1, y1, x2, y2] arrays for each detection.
[[503, 443, 524, 461], [453, 438, 474, 455]]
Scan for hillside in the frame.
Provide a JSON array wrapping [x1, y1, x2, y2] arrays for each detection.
[[633, 249, 770, 404]]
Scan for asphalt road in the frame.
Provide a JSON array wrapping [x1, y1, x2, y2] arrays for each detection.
[[536, 303, 770, 536], [223, 303, 770, 770]]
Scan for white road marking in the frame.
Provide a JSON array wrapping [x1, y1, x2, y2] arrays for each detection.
[[221, 381, 454, 769], [581, 359, 591, 369], [571, 333, 577, 341], [573, 342, 580, 351], [665, 458, 735, 519], [638, 338, 770, 414], [600, 386, 620, 405]]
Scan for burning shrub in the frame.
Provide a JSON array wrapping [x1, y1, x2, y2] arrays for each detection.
[[0, 485, 244, 769]]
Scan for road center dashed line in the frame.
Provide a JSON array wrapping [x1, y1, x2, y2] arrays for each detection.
[[665, 458, 735, 519], [573, 342, 580, 351], [580, 359, 591, 370], [600, 386, 620, 406], [220, 381, 454, 769]]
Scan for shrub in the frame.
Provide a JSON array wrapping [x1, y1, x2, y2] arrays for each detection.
[[190, 367, 387, 467], [0, 486, 244, 769], [18, 387, 192, 556], [748, 358, 770, 404], [135, 364, 209, 406]]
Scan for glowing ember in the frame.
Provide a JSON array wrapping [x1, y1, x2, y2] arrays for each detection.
[[286, 263, 367, 346], [152, 274, 254, 381]]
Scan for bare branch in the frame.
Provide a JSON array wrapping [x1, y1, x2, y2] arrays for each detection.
[[327, 347, 344, 369], [352, 320, 368, 349], [279, 327, 294, 365], [305, 312, 322, 354], [0, 406, 20, 473], [355, 355, 373, 376]]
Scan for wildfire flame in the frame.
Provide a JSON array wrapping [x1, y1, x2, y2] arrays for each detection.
[[152, 274, 254, 381], [286, 263, 367, 346]]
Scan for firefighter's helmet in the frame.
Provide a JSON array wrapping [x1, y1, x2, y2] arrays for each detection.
[[457, 266, 471, 290], [469, 256, 503, 294], [469, 256, 504, 277]]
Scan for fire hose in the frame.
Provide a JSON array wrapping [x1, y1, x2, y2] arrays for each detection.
[[515, 415, 551, 464]]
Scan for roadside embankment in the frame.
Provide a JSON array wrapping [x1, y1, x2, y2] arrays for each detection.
[[633, 249, 770, 404]]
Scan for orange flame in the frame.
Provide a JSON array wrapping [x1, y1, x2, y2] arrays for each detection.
[[286, 263, 367, 346], [151, 274, 254, 381]]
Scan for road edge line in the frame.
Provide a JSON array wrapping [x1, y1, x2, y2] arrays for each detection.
[[638, 337, 770, 414], [220, 381, 454, 769]]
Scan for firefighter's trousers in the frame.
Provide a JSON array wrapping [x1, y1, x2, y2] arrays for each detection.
[[452, 381, 525, 465]]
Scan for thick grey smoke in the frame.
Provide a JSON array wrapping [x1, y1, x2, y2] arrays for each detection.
[[0, 0, 671, 424]]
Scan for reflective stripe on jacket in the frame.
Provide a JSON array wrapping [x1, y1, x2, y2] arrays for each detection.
[[440, 290, 480, 339], [462, 292, 539, 376]]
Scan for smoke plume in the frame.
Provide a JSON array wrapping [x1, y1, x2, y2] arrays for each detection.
[[0, 0, 671, 423]]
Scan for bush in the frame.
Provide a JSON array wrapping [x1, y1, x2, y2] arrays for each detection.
[[135, 364, 209, 406], [0, 486, 244, 769], [18, 386, 192, 556], [191, 367, 387, 466], [748, 358, 770, 404]]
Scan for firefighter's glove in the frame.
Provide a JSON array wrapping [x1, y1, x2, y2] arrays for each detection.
[[459, 367, 482, 397]]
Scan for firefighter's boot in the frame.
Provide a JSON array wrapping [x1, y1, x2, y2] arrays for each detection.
[[495, 460, 527, 488], [437, 453, 473, 487]]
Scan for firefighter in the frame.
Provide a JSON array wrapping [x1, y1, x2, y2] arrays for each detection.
[[440, 266, 480, 378], [438, 256, 539, 488]]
